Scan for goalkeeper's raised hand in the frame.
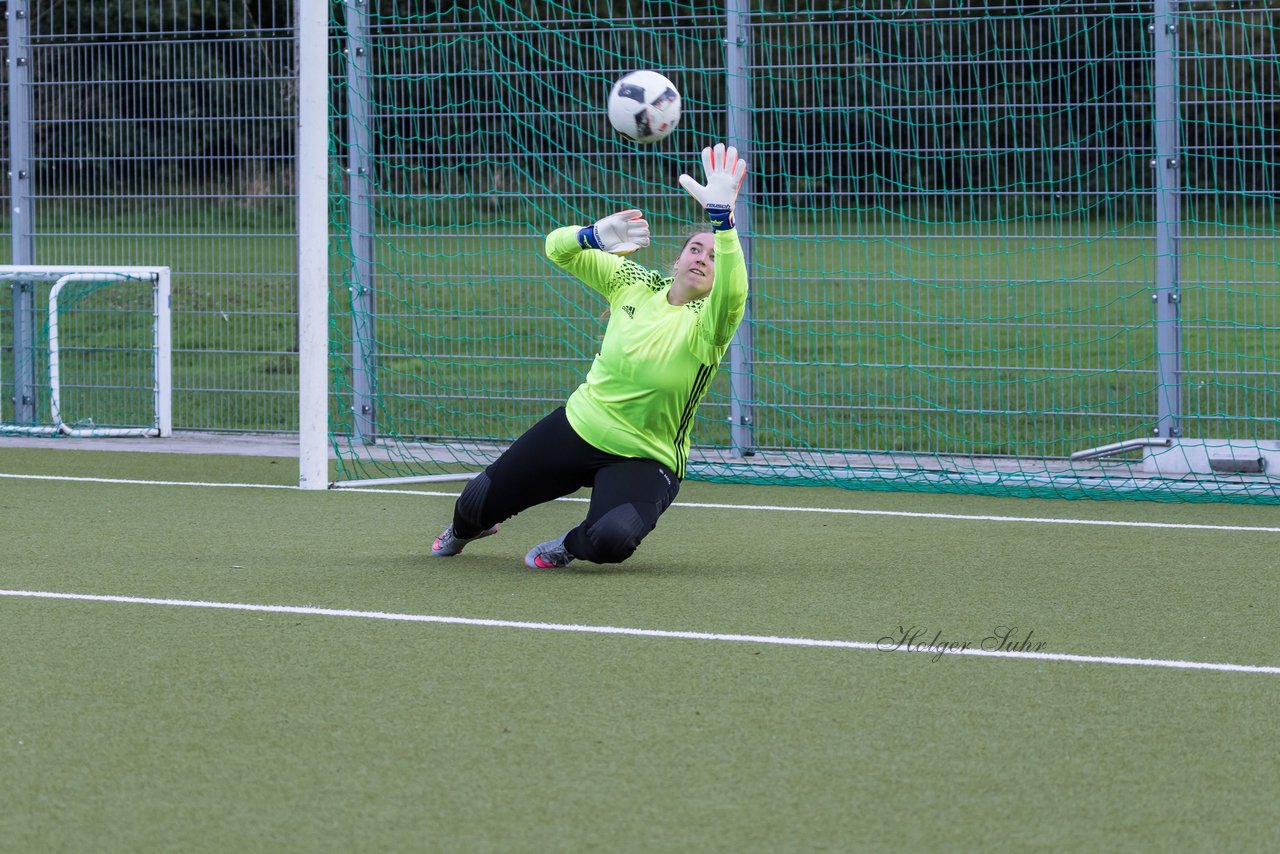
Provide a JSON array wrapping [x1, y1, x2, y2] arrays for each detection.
[[576, 209, 651, 255], [677, 143, 748, 231]]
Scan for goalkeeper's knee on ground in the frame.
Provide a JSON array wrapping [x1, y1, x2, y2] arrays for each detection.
[[582, 504, 648, 564]]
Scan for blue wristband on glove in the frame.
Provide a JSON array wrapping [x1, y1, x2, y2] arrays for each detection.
[[577, 226, 602, 250], [705, 204, 734, 231]]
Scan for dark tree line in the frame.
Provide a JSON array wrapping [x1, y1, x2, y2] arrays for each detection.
[[2, 1, 1274, 210]]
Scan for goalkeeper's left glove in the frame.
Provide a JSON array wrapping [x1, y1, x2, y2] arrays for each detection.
[[577, 209, 651, 255], [677, 143, 748, 230]]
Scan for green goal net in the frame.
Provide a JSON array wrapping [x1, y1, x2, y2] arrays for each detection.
[[326, 1, 1280, 503]]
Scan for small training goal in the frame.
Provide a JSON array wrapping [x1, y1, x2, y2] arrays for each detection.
[[1, 266, 172, 438]]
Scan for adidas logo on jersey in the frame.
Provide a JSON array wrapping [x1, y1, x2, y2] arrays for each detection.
[[622, 305, 636, 318]]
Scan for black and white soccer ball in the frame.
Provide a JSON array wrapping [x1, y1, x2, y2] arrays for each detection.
[[607, 70, 682, 144]]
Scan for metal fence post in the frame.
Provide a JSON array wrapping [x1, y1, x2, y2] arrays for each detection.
[[725, 0, 755, 457], [6, 0, 36, 424], [344, 0, 378, 444], [1151, 0, 1182, 439]]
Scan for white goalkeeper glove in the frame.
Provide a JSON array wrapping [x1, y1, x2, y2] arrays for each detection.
[[576, 209, 651, 255], [677, 143, 748, 231]]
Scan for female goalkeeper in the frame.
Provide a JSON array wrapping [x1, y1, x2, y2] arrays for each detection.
[[432, 143, 749, 568]]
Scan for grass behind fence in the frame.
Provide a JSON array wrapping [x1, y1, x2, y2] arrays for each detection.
[[3, 211, 1277, 462]]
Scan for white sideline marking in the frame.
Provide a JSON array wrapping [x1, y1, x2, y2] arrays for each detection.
[[0, 472, 298, 490], [1, 589, 1278, 676], [3, 471, 1279, 534]]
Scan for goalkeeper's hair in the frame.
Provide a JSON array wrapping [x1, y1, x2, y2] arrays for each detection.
[[679, 227, 714, 251]]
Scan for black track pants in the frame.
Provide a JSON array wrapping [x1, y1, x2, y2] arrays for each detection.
[[451, 407, 680, 563]]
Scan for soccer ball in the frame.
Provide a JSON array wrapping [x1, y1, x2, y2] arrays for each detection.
[[607, 70, 681, 144]]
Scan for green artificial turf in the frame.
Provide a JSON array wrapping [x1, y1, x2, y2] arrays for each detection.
[[2, 447, 1278, 851]]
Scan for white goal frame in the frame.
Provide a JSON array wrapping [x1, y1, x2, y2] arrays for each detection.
[[1, 265, 172, 438], [297, 1, 330, 489]]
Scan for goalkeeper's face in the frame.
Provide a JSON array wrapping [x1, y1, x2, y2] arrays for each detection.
[[672, 232, 716, 298]]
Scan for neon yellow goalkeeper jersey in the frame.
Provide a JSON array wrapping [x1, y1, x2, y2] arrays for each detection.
[[545, 225, 748, 478]]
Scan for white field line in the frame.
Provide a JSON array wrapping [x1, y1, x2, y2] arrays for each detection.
[[2, 588, 1277, 676], [0, 472, 300, 490], [3, 470, 1280, 534]]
